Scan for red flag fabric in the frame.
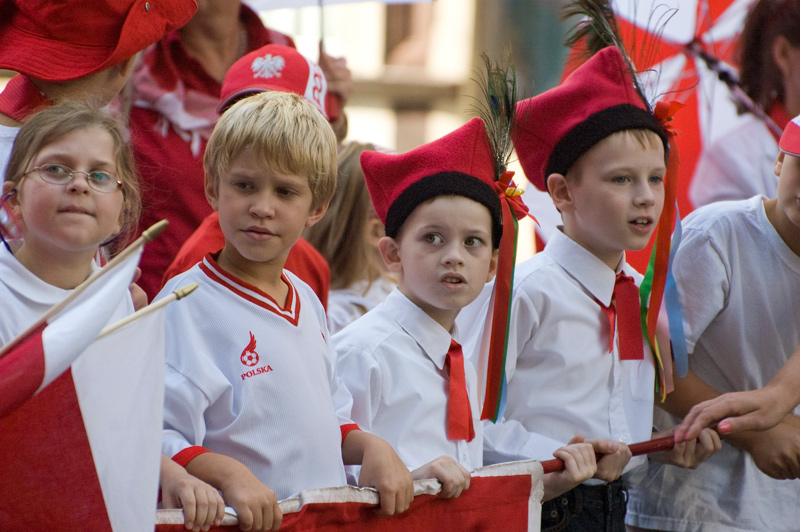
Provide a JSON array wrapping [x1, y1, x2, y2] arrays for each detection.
[[156, 460, 544, 531]]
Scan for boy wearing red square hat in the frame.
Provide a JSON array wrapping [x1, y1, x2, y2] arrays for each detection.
[[625, 117, 800, 530], [479, 46, 720, 531], [333, 116, 597, 501], [0, 0, 197, 175], [157, 91, 414, 531]]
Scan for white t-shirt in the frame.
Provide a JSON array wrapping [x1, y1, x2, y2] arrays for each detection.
[[333, 288, 483, 472], [690, 115, 779, 208], [626, 196, 800, 531], [480, 229, 656, 484], [159, 255, 353, 500]]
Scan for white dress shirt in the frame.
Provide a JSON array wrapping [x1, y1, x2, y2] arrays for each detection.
[[333, 288, 483, 472], [482, 229, 656, 483]]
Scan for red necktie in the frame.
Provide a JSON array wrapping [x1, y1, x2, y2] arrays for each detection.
[[613, 273, 645, 360], [445, 340, 475, 442]]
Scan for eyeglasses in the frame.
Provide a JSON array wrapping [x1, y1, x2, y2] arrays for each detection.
[[25, 164, 123, 194]]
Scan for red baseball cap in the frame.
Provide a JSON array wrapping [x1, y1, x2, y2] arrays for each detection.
[[218, 44, 331, 120], [0, 0, 196, 82], [360, 117, 502, 246], [779, 114, 800, 157], [513, 46, 668, 191]]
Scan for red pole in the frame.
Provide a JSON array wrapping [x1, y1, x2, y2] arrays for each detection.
[[539, 435, 675, 474]]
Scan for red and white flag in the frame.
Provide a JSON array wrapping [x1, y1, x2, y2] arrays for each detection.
[[0, 246, 142, 417], [0, 247, 168, 532], [156, 460, 544, 532]]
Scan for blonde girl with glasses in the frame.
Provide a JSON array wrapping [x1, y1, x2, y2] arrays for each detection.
[[0, 101, 226, 532]]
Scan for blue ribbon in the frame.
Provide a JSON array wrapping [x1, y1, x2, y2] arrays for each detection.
[[664, 205, 689, 377]]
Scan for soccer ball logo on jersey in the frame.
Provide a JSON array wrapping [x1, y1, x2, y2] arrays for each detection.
[[240, 332, 260, 366], [251, 53, 285, 80], [240, 332, 273, 381]]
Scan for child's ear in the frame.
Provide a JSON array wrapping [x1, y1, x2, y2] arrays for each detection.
[[204, 175, 219, 211], [2, 181, 20, 210], [772, 36, 795, 82], [774, 152, 785, 178], [305, 201, 329, 228], [116, 55, 137, 81], [377, 236, 403, 274], [485, 248, 499, 283], [547, 173, 573, 212]]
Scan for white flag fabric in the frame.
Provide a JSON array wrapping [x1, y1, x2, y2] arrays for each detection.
[[74, 309, 166, 532]]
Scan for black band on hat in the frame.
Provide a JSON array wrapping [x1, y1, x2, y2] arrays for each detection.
[[545, 104, 669, 185], [385, 172, 503, 248]]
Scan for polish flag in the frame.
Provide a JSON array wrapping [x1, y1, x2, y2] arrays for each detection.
[[0, 248, 167, 532]]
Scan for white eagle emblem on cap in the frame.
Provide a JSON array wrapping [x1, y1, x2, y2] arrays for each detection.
[[251, 54, 286, 79]]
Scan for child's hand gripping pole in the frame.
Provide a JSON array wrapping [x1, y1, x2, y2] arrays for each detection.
[[540, 435, 675, 474]]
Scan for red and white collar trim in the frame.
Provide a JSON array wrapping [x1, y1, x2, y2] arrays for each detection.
[[199, 253, 301, 326]]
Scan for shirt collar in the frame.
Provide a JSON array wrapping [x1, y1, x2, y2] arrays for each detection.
[[384, 288, 455, 370], [545, 228, 632, 307], [0, 245, 98, 306]]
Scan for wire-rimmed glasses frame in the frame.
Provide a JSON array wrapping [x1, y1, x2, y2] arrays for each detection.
[[24, 163, 123, 194]]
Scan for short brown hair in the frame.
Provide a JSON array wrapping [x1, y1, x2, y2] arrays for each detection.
[[204, 91, 338, 209]]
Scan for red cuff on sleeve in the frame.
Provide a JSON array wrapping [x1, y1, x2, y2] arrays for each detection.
[[172, 446, 211, 467], [340, 423, 360, 445]]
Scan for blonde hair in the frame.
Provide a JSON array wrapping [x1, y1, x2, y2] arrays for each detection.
[[304, 141, 384, 290], [4, 100, 141, 252], [204, 91, 338, 209]]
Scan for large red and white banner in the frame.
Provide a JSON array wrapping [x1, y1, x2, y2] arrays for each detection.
[[156, 460, 544, 532]]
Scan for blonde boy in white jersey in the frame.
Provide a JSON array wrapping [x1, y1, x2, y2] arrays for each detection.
[[157, 91, 413, 532]]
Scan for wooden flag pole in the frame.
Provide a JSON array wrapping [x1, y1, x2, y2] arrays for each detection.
[[97, 283, 198, 338], [0, 220, 168, 359]]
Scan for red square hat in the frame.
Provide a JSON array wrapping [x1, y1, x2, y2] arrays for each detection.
[[780, 114, 800, 157], [218, 44, 331, 120], [360, 117, 502, 246], [0, 0, 197, 82], [513, 46, 668, 191]]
